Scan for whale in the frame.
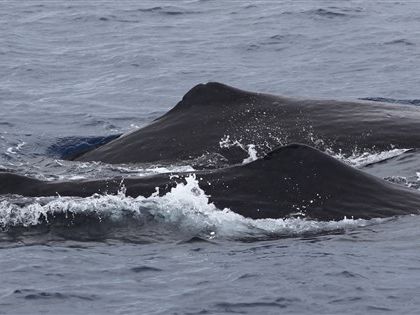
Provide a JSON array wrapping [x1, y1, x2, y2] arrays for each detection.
[[72, 82, 420, 166], [2, 144, 420, 221]]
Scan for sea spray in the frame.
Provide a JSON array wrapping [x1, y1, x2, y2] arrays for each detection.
[[0, 175, 385, 240]]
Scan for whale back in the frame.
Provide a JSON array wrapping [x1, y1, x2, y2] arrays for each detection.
[[199, 144, 420, 220], [73, 82, 277, 164], [73, 82, 420, 165]]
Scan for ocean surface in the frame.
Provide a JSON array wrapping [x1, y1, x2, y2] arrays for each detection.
[[1, 1, 420, 314]]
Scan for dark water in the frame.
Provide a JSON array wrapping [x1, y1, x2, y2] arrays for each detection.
[[2, 1, 420, 314]]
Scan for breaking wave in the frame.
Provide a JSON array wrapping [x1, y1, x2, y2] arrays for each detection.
[[0, 175, 385, 242]]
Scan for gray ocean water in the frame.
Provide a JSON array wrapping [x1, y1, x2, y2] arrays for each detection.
[[2, 1, 420, 314]]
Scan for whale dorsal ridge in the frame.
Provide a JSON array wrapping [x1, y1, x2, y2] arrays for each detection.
[[176, 82, 255, 109]]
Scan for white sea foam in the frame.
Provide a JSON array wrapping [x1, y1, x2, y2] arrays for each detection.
[[0, 175, 384, 239], [50, 162, 195, 181], [328, 148, 410, 168], [6, 141, 26, 155]]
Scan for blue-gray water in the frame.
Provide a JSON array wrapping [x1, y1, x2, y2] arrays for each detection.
[[1, 1, 420, 314]]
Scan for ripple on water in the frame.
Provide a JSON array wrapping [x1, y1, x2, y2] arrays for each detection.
[[13, 289, 98, 301]]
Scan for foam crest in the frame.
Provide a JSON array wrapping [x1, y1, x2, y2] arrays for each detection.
[[0, 192, 138, 228], [6, 141, 26, 155], [0, 175, 384, 240], [28, 160, 195, 181], [328, 148, 410, 168]]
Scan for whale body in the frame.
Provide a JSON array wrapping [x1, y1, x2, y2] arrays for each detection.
[[2, 144, 420, 221], [73, 82, 420, 165]]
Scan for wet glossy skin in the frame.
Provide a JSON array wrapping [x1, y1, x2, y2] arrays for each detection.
[[3, 144, 420, 221], [74, 82, 420, 165]]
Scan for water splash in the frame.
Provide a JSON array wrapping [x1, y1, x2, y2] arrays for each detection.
[[328, 148, 410, 168], [0, 175, 385, 240], [219, 135, 259, 164]]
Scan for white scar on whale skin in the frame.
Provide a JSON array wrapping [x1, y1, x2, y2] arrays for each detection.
[[219, 135, 259, 164]]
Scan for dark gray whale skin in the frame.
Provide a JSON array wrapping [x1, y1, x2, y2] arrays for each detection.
[[73, 82, 420, 165], [2, 144, 420, 221]]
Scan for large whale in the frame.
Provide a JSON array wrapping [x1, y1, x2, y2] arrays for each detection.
[[72, 82, 420, 166], [2, 144, 420, 221]]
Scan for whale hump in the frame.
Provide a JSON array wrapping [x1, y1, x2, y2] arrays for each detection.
[[246, 143, 345, 173], [182, 82, 253, 102], [261, 143, 316, 161], [175, 82, 257, 110], [202, 144, 420, 220], [72, 82, 420, 165]]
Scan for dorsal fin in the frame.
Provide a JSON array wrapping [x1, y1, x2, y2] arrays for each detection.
[[173, 82, 256, 110], [260, 143, 330, 161], [246, 143, 348, 172]]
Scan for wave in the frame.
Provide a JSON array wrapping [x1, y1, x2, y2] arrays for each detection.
[[360, 97, 420, 106], [307, 8, 348, 18], [302, 7, 363, 19], [0, 175, 385, 243], [47, 135, 121, 160], [135, 6, 199, 16]]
